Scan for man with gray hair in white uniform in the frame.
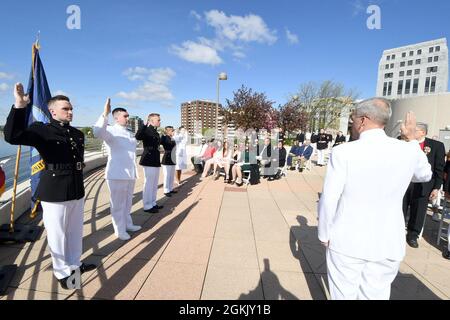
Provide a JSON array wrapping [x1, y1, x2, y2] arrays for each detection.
[[318, 97, 432, 300], [93, 98, 141, 241]]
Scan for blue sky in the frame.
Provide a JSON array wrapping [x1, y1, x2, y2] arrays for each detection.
[[0, 0, 449, 127]]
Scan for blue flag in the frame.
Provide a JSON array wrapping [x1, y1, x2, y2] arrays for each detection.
[[25, 43, 52, 210]]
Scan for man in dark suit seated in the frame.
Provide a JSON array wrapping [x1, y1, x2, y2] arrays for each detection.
[[287, 140, 301, 170], [296, 140, 314, 172], [403, 122, 445, 248]]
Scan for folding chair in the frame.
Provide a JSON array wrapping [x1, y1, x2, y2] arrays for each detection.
[[437, 197, 450, 246], [242, 163, 252, 185]]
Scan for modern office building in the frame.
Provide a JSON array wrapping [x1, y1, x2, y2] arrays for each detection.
[[181, 100, 222, 137], [376, 38, 448, 99]]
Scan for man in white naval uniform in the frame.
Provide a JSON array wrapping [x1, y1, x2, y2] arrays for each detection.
[[318, 98, 432, 300], [93, 98, 141, 241]]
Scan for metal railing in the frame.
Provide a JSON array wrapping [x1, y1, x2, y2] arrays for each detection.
[[0, 138, 109, 192]]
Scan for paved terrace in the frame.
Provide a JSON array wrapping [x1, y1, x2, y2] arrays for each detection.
[[0, 161, 449, 300]]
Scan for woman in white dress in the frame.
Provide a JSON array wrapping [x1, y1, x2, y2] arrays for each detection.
[[174, 126, 188, 186]]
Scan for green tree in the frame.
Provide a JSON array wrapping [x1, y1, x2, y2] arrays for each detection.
[[293, 80, 359, 132]]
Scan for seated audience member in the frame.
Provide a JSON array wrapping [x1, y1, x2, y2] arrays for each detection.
[[297, 140, 314, 172], [191, 138, 208, 173], [212, 140, 233, 181], [201, 140, 219, 178], [287, 140, 302, 170]]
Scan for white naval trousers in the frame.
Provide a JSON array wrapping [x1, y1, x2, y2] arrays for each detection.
[[162, 165, 175, 194], [326, 249, 400, 300], [143, 166, 160, 210], [106, 179, 135, 236], [41, 198, 84, 280], [317, 149, 326, 165]]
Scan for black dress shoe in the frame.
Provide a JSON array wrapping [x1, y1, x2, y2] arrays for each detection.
[[80, 263, 96, 274], [406, 238, 419, 248], [170, 190, 178, 194], [443, 249, 450, 260], [155, 205, 163, 210], [58, 270, 76, 290], [144, 207, 159, 213], [164, 193, 172, 197], [58, 276, 70, 290]]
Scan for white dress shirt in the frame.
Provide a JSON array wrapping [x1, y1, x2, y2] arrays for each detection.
[[318, 129, 432, 261], [93, 115, 138, 180]]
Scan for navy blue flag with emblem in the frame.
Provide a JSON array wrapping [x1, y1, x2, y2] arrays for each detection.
[[25, 43, 52, 212]]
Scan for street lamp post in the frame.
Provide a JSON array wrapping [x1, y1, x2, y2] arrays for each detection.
[[216, 72, 228, 139]]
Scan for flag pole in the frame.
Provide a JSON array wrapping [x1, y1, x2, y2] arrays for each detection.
[[9, 146, 21, 233], [8, 34, 40, 233]]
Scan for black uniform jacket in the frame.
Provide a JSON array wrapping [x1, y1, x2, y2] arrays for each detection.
[[4, 106, 85, 202], [135, 124, 161, 167], [161, 135, 176, 166], [410, 138, 445, 197]]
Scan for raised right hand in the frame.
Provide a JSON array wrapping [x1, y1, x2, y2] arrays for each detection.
[[400, 111, 417, 142], [103, 98, 111, 117], [14, 83, 30, 108]]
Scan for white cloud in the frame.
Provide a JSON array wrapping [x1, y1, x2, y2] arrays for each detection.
[[171, 41, 223, 65], [351, 0, 366, 16], [117, 67, 176, 102], [171, 10, 277, 65], [190, 10, 202, 21], [232, 51, 246, 59], [285, 28, 299, 45], [0, 72, 14, 80], [205, 10, 277, 44], [0, 83, 9, 92]]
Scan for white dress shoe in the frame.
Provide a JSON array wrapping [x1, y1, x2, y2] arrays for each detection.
[[126, 225, 142, 232], [117, 232, 131, 241]]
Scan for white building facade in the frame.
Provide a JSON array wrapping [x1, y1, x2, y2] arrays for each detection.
[[376, 38, 448, 99]]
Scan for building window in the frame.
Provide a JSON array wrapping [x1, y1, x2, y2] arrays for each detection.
[[392, 54, 396, 59], [413, 79, 419, 94], [415, 59, 421, 65], [407, 70, 412, 76], [402, 52, 406, 58], [428, 57, 433, 63], [430, 76, 436, 93], [427, 66, 438, 73], [387, 82, 393, 96], [383, 82, 387, 96], [408, 60, 413, 66], [397, 80, 404, 95], [385, 64, 389, 69], [414, 69, 420, 75], [417, 49, 422, 55], [384, 73, 393, 79], [434, 56, 439, 62], [409, 51, 414, 56], [405, 79, 411, 94], [399, 71, 405, 77], [436, 46, 440, 52], [429, 47, 434, 53], [425, 77, 431, 93], [390, 63, 394, 68], [400, 61, 405, 67]]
